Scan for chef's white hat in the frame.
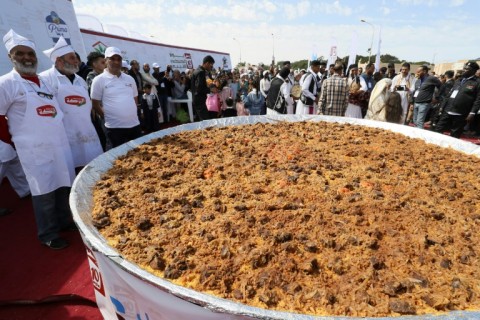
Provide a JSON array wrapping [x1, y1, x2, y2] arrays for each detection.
[[43, 36, 74, 62], [3, 29, 35, 53]]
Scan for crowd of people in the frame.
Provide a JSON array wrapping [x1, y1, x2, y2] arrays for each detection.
[[1, 28, 480, 250]]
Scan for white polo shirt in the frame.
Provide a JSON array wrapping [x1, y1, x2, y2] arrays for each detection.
[[90, 69, 139, 129]]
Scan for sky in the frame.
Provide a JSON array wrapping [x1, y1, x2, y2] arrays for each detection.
[[73, 0, 479, 66]]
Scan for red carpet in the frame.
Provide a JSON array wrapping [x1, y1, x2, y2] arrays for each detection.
[[0, 180, 102, 320]]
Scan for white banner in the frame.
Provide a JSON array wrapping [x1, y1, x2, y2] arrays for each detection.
[[375, 27, 382, 72], [347, 31, 358, 69], [81, 29, 232, 72], [84, 241, 250, 320], [0, 0, 87, 75]]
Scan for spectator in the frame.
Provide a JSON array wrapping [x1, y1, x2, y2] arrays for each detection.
[[91, 47, 141, 148], [0, 29, 75, 249], [140, 83, 162, 133], [153, 64, 173, 121], [41, 36, 103, 171], [365, 78, 393, 122], [386, 62, 397, 79], [345, 64, 368, 119], [435, 61, 480, 138], [243, 77, 265, 115], [411, 65, 442, 129], [85, 51, 107, 150], [430, 70, 455, 130], [266, 67, 292, 115], [391, 62, 416, 124], [128, 60, 143, 100], [223, 97, 237, 117], [141, 63, 159, 95], [206, 83, 221, 119], [121, 60, 130, 74], [385, 91, 403, 123], [318, 63, 349, 116], [191, 55, 215, 121], [85, 51, 105, 93], [75, 51, 91, 80], [361, 63, 376, 93], [296, 60, 321, 115]]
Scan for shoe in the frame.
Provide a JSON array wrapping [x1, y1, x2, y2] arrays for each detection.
[[42, 238, 69, 250], [0, 208, 12, 216]]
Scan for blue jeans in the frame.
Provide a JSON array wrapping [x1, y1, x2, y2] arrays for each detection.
[[31, 187, 72, 243], [413, 102, 431, 129]]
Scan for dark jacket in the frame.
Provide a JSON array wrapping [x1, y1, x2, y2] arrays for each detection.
[[191, 66, 209, 103], [128, 70, 144, 96], [443, 76, 480, 116], [413, 75, 442, 104], [437, 79, 455, 102]]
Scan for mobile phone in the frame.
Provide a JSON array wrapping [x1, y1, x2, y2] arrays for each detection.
[[396, 85, 406, 91]]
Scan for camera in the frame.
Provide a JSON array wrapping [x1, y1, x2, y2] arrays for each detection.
[[396, 85, 406, 91]]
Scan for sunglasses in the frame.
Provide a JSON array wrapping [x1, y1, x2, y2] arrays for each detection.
[[37, 92, 54, 99]]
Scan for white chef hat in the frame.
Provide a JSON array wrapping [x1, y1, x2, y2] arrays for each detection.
[[43, 36, 74, 62], [3, 29, 36, 53]]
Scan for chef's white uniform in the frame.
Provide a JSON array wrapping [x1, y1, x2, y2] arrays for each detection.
[[40, 67, 102, 168], [0, 69, 75, 242]]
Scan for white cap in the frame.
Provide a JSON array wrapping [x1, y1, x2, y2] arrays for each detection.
[[263, 70, 269, 76], [43, 36, 74, 62], [152, 62, 160, 69], [121, 60, 130, 70], [3, 29, 35, 53], [104, 47, 122, 58]]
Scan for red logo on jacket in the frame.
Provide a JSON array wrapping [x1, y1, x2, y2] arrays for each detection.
[[36, 105, 57, 117], [65, 95, 86, 106]]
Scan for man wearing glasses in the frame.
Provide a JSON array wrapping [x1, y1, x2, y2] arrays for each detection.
[[0, 30, 75, 250], [435, 61, 480, 138]]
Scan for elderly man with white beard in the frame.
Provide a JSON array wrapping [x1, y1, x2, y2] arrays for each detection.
[[40, 36, 103, 172], [0, 30, 75, 249]]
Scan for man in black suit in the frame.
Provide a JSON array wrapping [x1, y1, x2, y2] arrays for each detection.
[[435, 61, 480, 138]]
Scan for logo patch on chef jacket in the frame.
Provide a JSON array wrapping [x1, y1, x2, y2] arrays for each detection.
[[65, 95, 86, 106], [36, 105, 57, 117]]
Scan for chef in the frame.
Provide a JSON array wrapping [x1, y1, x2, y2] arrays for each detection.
[[40, 36, 102, 171], [0, 29, 75, 250]]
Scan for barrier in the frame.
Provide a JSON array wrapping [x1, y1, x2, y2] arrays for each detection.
[[167, 90, 193, 122]]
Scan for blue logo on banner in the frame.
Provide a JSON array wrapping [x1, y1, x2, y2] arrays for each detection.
[[110, 295, 150, 320], [45, 11, 71, 45]]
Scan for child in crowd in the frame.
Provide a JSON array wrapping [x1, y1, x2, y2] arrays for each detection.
[[236, 92, 249, 116], [223, 97, 237, 117], [141, 83, 162, 133], [206, 83, 222, 119]]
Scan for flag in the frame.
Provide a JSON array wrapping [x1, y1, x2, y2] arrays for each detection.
[[326, 37, 338, 69], [347, 31, 358, 69], [375, 27, 382, 72]]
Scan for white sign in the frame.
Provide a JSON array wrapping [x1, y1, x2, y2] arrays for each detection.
[[0, 0, 87, 75], [81, 29, 231, 72]]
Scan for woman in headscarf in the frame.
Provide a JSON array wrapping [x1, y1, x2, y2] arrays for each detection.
[[364, 78, 392, 122]]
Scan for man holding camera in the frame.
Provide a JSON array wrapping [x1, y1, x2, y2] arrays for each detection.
[[391, 62, 416, 124]]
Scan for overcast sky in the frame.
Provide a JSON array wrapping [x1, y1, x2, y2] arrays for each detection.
[[74, 0, 479, 65]]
